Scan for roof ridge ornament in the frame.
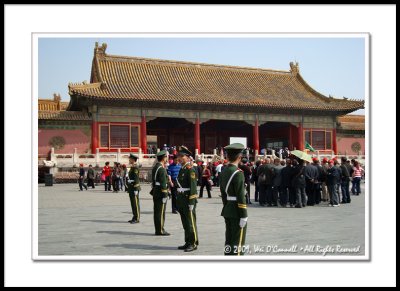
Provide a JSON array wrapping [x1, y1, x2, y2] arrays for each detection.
[[100, 81, 108, 90], [289, 61, 299, 75], [94, 42, 107, 56]]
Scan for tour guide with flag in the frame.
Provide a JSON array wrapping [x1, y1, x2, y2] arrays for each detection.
[[151, 150, 170, 236], [220, 143, 248, 256], [176, 146, 199, 252], [127, 154, 141, 224]]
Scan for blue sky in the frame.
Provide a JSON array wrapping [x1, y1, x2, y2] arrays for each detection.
[[38, 37, 365, 114]]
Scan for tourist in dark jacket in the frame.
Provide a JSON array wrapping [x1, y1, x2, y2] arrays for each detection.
[[272, 158, 284, 206], [312, 158, 324, 205], [87, 164, 95, 189], [78, 163, 88, 191], [251, 160, 261, 202], [340, 157, 351, 204], [304, 160, 319, 206], [292, 159, 306, 208], [239, 158, 252, 204], [281, 159, 295, 207], [327, 160, 341, 206], [257, 158, 275, 206]]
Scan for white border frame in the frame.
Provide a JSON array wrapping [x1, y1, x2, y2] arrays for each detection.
[[32, 33, 370, 261]]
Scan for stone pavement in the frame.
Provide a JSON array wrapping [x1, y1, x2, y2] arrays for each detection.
[[38, 183, 365, 257]]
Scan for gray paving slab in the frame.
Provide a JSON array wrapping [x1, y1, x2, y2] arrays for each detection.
[[38, 182, 365, 257]]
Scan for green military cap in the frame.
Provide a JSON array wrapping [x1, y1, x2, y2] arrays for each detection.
[[224, 143, 245, 151], [177, 145, 192, 156], [129, 153, 138, 160], [156, 150, 167, 157], [225, 143, 245, 156]]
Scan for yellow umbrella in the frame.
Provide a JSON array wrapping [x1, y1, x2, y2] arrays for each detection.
[[290, 150, 313, 163]]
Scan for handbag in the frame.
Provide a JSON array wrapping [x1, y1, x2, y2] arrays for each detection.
[[101, 173, 106, 182]]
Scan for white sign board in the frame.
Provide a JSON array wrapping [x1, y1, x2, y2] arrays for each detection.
[[229, 137, 247, 148]]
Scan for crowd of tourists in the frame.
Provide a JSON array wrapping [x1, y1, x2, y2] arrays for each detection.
[[77, 152, 364, 209]]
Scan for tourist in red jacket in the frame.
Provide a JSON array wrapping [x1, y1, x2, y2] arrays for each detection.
[[199, 164, 212, 198], [102, 162, 111, 191]]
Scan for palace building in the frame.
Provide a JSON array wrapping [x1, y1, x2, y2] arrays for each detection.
[[39, 42, 365, 158]]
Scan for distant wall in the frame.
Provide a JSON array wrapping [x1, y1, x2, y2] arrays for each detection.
[[336, 135, 365, 155], [38, 128, 91, 155]]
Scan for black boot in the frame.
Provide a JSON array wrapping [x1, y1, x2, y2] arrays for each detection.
[[178, 243, 190, 250], [184, 244, 198, 252]]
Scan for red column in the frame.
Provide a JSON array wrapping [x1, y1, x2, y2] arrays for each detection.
[[289, 125, 293, 150], [298, 123, 304, 151], [195, 116, 200, 153], [253, 118, 259, 153], [332, 128, 337, 155], [141, 114, 147, 154], [91, 120, 98, 154]]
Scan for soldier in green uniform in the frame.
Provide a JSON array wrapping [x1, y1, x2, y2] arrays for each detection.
[[176, 146, 199, 252], [127, 154, 141, 224], [219, 143, 248, 256], [151, 150, 170, 236]]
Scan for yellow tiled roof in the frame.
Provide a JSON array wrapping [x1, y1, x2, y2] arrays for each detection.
[[68, 43, 364, 113], [338, 115, 365, 131], [38, 111, 91, 121]]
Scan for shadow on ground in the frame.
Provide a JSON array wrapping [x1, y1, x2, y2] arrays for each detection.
[[81, 219, 128, 224], [104, 244, 177, 251], [97, 230, 155, 236]]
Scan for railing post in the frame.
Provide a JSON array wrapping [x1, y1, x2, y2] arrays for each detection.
[[95, 148, 100, 167], [50, 147, 56, 162], [213, 149, 217, 155], [272, 149, 276, 158], [157, 148, 160, 153], [358, 151, 361, 161], [73, 148, 78, 165], [117, 148, 121, 163], [317, 150, 320, 160], [139, 148, 143, 162]]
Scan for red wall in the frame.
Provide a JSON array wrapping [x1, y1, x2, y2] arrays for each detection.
[[336, 136, 365, 155], [38, 129, 90, 155]]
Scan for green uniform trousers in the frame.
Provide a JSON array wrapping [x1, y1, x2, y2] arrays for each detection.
[[128, 191, 140, 222], [153, 198, 167, 235], [224, 218, 247, 256], [177, 204, 199, 246]]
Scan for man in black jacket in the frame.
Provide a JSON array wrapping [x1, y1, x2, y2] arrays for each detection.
[[251, 160, 261, 202], [78, 163, 88, 191], [304, 160, 319, 206], [292, 159, 307, 208], [312, 158, 324, 205], [281, 159, 295, 207], [326, 160, 340, 206], [257, 158, 275, 207], [239, 158, 252, 204], [340, 157, 351, 204]]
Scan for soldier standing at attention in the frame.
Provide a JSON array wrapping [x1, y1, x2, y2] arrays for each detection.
[[220, 143, 248, 256], [152, 150, 170, 236], [127, 154, 141, 224], [176, 146, 199, 252]]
